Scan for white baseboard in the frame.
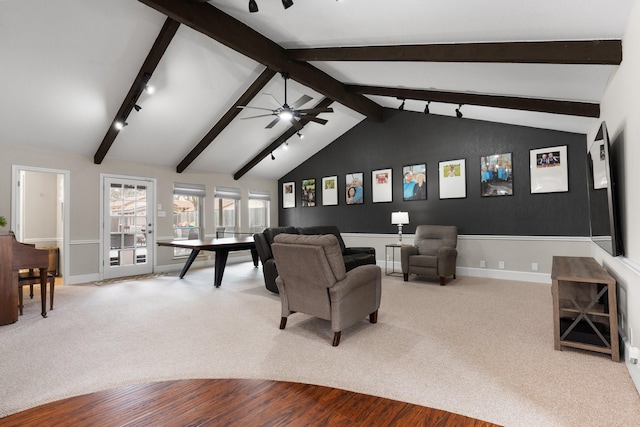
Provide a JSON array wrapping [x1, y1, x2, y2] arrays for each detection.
[[624, 339, 640, 393]]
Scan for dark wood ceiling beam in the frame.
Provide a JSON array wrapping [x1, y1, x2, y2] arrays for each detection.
[[347, 85, 600, 118], [137, 0, 383, 121], [234, 98, 334, 180], [176, 68, 276, 173], [94, 18, 180, 164], [288, 40, 622, 65]]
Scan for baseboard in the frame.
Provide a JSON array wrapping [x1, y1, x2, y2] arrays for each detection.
[[624, 339, 640, 393]]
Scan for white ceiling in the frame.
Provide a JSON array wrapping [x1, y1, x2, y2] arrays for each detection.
[[0, 0, 634, 180]]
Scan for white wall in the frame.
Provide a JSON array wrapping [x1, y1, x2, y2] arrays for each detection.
[[586, 1, 640, 391]]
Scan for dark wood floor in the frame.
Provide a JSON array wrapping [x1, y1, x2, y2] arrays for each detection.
[[2, 379, 499, 426]]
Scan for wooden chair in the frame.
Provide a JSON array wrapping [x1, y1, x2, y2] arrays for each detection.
[[18, 268, 55, 316]]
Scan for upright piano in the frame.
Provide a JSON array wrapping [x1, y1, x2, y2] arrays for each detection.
[[0, 232, 49, 325]]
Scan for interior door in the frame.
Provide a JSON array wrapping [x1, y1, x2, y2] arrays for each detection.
[[103, 176, 154, 279]]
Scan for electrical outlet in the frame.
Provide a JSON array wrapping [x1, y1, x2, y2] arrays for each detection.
[[532, 262, 538, 271], [498, 261, 505, 269], [480, 260, 486, 268]]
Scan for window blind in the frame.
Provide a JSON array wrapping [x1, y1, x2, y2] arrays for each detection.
[[214, 186, 241, 200], [248, 190, 271, 201], [173, 182, 206, 197]]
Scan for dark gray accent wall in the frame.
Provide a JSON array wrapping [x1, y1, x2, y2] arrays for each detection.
[[278, 108, 589, 236]]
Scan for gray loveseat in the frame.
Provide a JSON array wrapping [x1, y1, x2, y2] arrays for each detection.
[[253, 225, 376, 294]]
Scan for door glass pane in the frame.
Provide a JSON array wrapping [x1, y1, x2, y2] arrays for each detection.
[[109, 182, 148, 266]]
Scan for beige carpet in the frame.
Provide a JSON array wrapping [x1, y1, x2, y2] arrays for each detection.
[[1, 263, 639, 426]]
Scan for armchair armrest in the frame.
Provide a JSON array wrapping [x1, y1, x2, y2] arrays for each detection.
[[437, 246, 458, 277], [329, 264, 380, 302], [400, 245, 418, 272]]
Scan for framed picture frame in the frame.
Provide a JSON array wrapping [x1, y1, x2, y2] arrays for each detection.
[[345, 172, 364, 204], [530, 146, 568, 193], [439, 159, 466, 199], [402, 163, 426, 201], [480, 153, 513, 197], [301, 178, 316, 206], [322, 176, 338, 206], [372, 168, 392, 203], [282, 182, 295, 208]]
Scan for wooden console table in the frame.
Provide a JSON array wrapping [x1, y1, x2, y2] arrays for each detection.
[[551, 256, 619, 362]]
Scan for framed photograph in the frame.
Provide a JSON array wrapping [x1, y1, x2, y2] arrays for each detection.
[[322, 176, 338, 206], [480, 153, 513, 197], [345, 172, 364, 204], [530, 146, 568, 193], [282, 182, 295, 208], [301, 179, 316, 207], [439, 159, 466, 199], [372, 168, 392, 203], [402, 163, 426, 201]]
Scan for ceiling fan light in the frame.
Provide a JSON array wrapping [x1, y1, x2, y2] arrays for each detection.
[[279, 110, 293, 121], [249, 0, 258, 13], [282, 0, 293, 9]]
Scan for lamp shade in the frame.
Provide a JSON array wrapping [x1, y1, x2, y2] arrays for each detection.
[[391, 211, 409, 225]]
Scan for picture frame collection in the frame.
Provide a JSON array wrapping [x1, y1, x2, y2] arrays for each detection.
[[282, 146, 568, 208]]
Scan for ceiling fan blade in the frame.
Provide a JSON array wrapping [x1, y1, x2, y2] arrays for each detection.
[[290, 117, 304, 131], [237, 106, 277, 113], [290, 94, 313, 110], [265, 116, 281, 129], [261, 92, 282, 107], [297, 107, 334, 115], [241, 113, 277, 120], [306, 116, 329, 125]]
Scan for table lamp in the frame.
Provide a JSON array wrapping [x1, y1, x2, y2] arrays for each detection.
[[391, 211, 409, 245]]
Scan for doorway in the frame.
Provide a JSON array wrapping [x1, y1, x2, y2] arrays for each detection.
[[102, 175, 155, 279], [11, 166, 69, 284]]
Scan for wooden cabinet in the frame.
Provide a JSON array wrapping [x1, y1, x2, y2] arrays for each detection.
[[551, 256, 619, 362]]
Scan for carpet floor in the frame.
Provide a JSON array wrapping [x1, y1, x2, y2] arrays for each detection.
[[1, 262, 639, 426]]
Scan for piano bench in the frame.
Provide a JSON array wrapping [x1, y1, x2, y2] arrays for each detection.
[[18, 270, 55, 318]]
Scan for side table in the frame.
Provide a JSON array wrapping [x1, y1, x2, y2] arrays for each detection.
[[385, 244, 402, 276]]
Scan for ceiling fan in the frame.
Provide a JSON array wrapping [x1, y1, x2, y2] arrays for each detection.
[[238, 72, 333, 131]]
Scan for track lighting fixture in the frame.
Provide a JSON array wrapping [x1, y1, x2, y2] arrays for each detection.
[[271, 152, 275, 160], [424, 101, 430, 114], [297, 132, 304, 139], [282, 0, 293, 9], [114, 121, 128, 130], [455, 104, 463, 119], [398, 97, 405, 111], [145, 85, 155, 95], [134, 104, 142, 112], [283, 141, 289, 149], [249, 0, 258, 12]]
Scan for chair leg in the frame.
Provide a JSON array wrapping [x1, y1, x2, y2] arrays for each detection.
[[49, 277, 55, 310], [439, 276, 446, 286], [18, 286, 24, 315], [369, 310, 378, 324], [332, 331, 341, 347], [454, 273, 456, 279], [279, 317, 287, 330], [403, 273, 408, 282]]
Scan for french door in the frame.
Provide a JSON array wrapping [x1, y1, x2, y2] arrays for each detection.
[[103, 176, 154, 279]]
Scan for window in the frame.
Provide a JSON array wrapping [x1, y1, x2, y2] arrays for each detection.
[[248, 190, 270, 233], [214, 186, 241, 237], [173, 183, 205, 257]]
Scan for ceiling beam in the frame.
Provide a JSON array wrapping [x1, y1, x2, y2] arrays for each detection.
[[94, 18, 180, 164], [234, 98, 334, 180], [288, 40, 622, 65], [347, 85, 600, 118], [137, 0, 383, 121], [176, 67, 277, 173]]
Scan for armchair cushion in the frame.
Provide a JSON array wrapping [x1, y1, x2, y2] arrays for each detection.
[[401, 225, 458, 285]]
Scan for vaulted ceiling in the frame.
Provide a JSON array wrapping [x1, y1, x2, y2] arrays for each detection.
[[0, 0, 634, 180]]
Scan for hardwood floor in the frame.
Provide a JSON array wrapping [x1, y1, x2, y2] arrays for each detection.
[[2, 379, 499, 426]]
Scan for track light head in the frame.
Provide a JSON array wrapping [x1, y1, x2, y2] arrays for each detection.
[[249, 0, 258, 12], [134, 104, 141, 112], [424, 101, 430, 114], [271, 152, 275, 160], [297, 132, 304, 139], [398, 97, 405, 111], [144, 85, 155, 95], [114, 121, 128, 130], [455, 104, 463, 119], [282, 0, 293, 9]]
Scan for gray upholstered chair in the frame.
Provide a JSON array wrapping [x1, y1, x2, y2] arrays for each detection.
[[401, 225, 458, 285], [271, 233, 381, 346]]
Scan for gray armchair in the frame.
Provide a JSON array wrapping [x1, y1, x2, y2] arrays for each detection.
[[271, 233, 381, 346], [401, 225, 458, 285]]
